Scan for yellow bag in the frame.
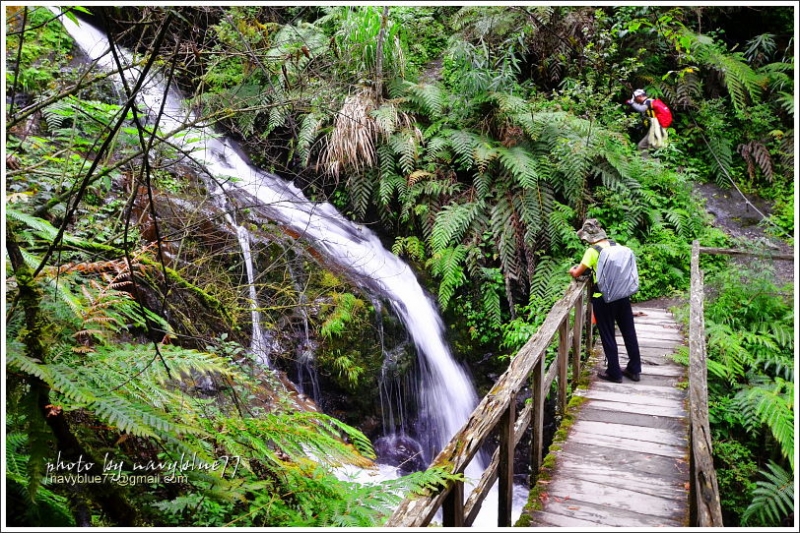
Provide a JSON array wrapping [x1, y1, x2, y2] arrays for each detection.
[[647, 119, 668, 149]]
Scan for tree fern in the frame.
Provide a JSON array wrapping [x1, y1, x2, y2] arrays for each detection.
[[691, 31, 767, 111]]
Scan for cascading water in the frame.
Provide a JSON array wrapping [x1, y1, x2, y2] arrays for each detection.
[[52, 9, 526, 525], [54, 8, 480, 466]]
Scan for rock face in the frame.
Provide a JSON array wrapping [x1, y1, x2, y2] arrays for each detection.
[[373, 434, 426, 474]]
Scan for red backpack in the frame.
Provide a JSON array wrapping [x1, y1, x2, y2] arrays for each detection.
[[650, 99, 673, 128]]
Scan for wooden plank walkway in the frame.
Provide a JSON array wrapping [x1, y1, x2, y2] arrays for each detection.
[[521, 304, 691, 527]]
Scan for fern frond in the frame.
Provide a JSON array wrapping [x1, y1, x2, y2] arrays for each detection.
[[706, 321, 749, 383], [734, 379, 794, 469], [370, 102, 399, 138], [473, 142, 499, 175], [694, 38, 766, 111], [391, 236, 427, 262], [388, 129, 421, 176], [446, 129, 481, 170], [775, 91, 794, 116], [478, 268, 503, 330], [427, 245, 468, 310], [702, 134, 734, 187], [520, 181, 554, 239], [377, 171, 404, 211], [497, 145, 537, 188], [404, 82, 445, 116], [528, 256, 568, 304], [42, 97, 75, 131], [265, 105, 290, 136], [741, 461, 794, 526], [296, 112, 322, 166], [347, 167, 374, 219], [6, 432, 74, 526], [430, 202, 481, 252], [491, 194, 527, 298]]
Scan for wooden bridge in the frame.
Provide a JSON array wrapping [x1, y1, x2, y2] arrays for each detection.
[[384, 242, 740, 528], [521, 304, 690, 527]]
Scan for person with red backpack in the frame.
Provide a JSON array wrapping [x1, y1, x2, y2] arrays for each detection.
[[627, 88, 672, 156]]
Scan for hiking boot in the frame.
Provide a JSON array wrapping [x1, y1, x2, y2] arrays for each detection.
[[597, 370, 622, 383], [623, 369, 641, 382]]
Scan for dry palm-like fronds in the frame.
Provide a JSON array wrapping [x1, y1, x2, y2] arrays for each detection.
[[318, 87, 378, 181], [738, 140, 774, 183]]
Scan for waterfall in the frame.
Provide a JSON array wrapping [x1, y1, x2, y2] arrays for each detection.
[[53, 9, 484, 471]]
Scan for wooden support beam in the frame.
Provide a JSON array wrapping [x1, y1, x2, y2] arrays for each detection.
[[498, 399, 516, 527], [698, 246, 793, 261]]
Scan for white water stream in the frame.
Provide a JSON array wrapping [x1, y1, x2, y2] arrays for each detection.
[[52, 8, 524, 525]]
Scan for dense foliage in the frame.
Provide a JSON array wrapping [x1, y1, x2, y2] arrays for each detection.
[[5, 4, 794, 527]]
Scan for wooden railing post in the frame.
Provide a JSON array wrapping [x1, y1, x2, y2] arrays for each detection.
[[442, 481, 464, 527], [584, 283, 594, 359], [530, 356, 545, 479], [557, 319, 569, 414], [571, 293, 584, 380], [498, 398, 515, 527], [689, 240, 724, 527]]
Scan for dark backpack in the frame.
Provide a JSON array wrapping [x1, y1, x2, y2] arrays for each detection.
[[650, 98, 673, 128], [592, 241, 639, 303]]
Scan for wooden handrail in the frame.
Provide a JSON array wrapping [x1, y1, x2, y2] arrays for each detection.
[[385, 279, 592, 527], [687, 241, 792, 525], [689, 240, 724, 526]]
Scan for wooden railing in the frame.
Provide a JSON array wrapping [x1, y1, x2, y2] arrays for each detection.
[[385, 278, 594, 527], [688, 240, 724, 527], [688, 240, 793, 527]]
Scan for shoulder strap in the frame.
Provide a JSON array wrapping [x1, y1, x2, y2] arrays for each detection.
[[591, 240, 616, 253]]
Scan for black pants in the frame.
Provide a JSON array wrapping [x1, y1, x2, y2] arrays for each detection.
[[592, 296, 642, 380]]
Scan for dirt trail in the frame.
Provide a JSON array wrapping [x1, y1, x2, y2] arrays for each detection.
[[693, 181, 794, 286], [638, 181, 794, 313]]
